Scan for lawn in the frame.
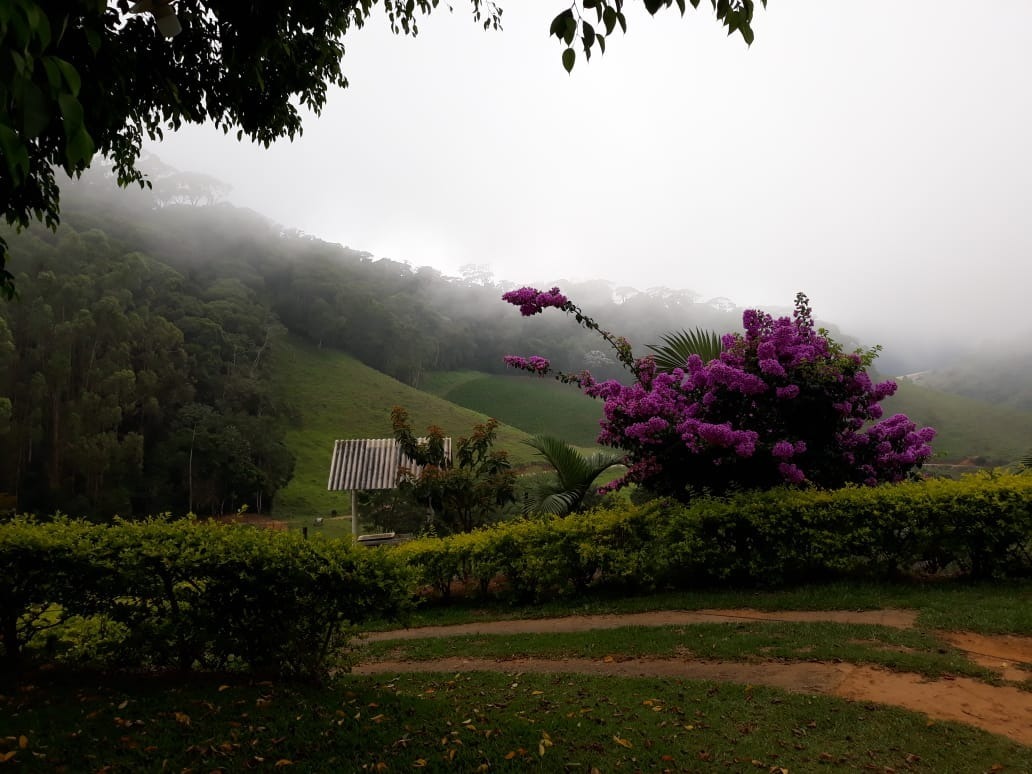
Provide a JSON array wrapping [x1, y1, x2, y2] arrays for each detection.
[[4, 669, 1029, 771]]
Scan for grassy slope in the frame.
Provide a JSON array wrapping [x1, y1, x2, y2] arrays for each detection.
[[890, 380, 1032, 464], [273, 339, 534, 519], [425, 370, 1032, 466], [421, 370, 605, 447]]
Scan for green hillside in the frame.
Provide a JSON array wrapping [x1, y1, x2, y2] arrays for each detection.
[[273, 340, 535, 518], [421, 371, 605, 448], [889, 380, 1032, 465]]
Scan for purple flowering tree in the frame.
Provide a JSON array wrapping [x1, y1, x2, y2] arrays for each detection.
[[502, 287, 936, 501]]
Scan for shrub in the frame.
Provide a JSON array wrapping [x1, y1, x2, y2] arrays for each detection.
[[392, 473, 1032, 602], [0, 517, 412, 679], [502, 289, 935, 501]]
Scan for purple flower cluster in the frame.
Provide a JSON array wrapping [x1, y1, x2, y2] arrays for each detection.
[[501, 286, 570, 316], [503, 354, 551, 374], [502, 288, 935, 499]]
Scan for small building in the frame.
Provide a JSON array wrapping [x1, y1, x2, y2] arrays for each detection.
[[327, 437, 452, 537]]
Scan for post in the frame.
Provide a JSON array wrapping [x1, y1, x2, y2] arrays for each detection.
[[351, 490, 358, 539], [302, 526, 308, 541]]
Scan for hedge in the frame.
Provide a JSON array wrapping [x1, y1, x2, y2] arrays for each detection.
[[0, 517, 412, 679], [392, 473, 1032, 602]]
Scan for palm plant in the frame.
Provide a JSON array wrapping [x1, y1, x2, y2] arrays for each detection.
[[646, 328, 724, 372], [521, 435, 623, 516]]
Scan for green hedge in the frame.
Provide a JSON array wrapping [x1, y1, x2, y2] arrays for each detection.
[[0, 517, 412, 678], [392, 473, 1032, 602]]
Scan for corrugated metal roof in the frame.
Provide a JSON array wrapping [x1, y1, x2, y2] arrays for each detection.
[[327, 437, 452, 491]]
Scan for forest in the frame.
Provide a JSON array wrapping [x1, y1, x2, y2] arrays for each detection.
[[1, 166, 1029, 519]]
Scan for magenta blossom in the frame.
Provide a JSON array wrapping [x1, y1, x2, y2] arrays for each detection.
[[504, 354, 551, 374], [503, 290, 935, 500], [501, 286, 570, 316]]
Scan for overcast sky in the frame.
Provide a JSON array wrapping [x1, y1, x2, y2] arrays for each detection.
[[151, 1, 1032, 362]]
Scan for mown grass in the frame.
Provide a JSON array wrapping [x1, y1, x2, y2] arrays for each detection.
[[358, 621, 998, 683], [271, 339, 535, 519], [380, 580, 1032, 636], [3, 670, 1029, 771], [422, 370, 605, 448]]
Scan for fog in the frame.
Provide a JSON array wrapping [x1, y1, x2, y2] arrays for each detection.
[[149, 1, 1032, 368]]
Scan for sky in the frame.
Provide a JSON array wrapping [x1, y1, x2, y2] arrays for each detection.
[[150, 1, 1032, 363]]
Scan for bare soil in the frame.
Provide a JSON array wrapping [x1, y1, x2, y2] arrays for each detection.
[[358, 609, 1032, 746]]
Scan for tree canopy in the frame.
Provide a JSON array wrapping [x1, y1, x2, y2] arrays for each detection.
[[0, 0, 765, 297]]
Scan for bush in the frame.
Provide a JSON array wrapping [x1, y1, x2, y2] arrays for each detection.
[[392, 473, 1032, 602], [0, 517, 412, 679]]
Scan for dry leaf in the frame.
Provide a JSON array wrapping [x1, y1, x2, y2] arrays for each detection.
[[612, 735, 633, 749]]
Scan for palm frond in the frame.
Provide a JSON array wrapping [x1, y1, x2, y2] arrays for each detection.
[[522, 435, 623, 515], [647, 328, 724, 372]]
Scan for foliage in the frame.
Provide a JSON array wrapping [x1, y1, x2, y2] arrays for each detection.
[[645, 326, 724, 371], [0, 0, 768, 298], [0, 516, 412, 678], [392, 473, 1032, 604], [392, 406, 517, 533], [521, 435, 623, 515], [552, 0, 766, 75], [504, 287, 936, 500], [0, 220, 296, 517]]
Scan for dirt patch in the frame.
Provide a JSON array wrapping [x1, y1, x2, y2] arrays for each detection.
[[362, 608, 919, 642], [940, 631, 1032, 683], [355, 657, 1032, 746]]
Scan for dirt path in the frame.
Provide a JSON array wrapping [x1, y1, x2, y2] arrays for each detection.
[[361, 608, 920, 642], [357, 609, 1032, 746]]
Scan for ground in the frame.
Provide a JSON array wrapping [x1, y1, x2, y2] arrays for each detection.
[[357, 608, 1032, 746]]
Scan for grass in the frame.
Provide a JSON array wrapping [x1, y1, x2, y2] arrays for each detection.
[[358, 622, 998, 683], [421, 370, 605, 448], [880, 380, 1032, 466], [377, 580, 1032, 635], [3, 670, 1029, 771], [271, 339, 535, 520]]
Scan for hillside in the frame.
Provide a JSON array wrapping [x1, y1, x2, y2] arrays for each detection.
[[421, 371, 606, 448], [889, 380, 1032, 466], [272, 340, 535, 517], [906, 352, 1032, 414]]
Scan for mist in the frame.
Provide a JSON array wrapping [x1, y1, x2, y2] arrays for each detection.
[[142, 1, 1032, 367]]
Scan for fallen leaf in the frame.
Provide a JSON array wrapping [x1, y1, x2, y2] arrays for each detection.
[[612, 735, 633, 749], [274, 760, 293, 768], [413, 759, 427, 768], [174, 712, 191, 726], [0, 751, 17, 763], [17, 737, 27, 750]]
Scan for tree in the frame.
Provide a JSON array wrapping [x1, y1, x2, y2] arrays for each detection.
[[503, 287, 936, 501], [392, 406, 516, 533], [0, 0, 765, 297], [521, 435, 622, 515]]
